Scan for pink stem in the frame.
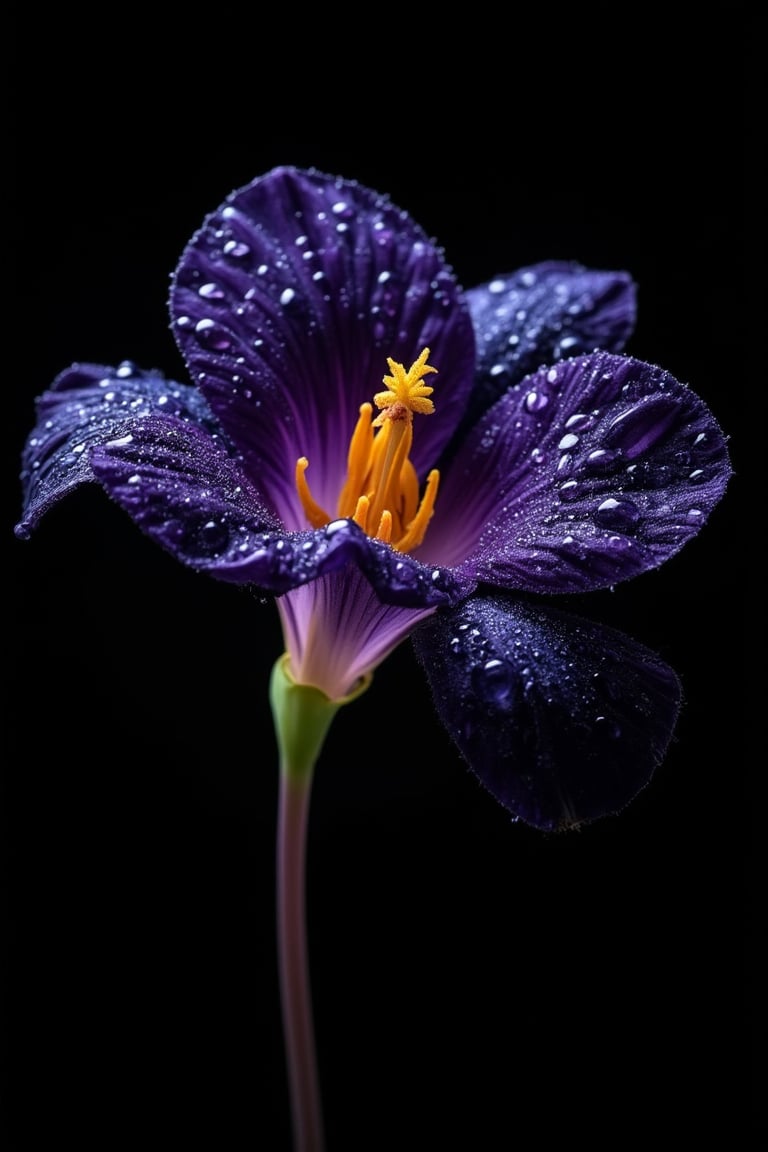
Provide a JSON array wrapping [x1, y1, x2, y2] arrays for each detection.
[[277, 770, 324, 1152]]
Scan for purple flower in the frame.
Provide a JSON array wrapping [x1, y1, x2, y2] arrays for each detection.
[[16, 166, 730, 831]]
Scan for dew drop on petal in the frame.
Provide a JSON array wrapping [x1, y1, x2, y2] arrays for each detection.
[[198, 283, 225, 300], [223, 240, 250, 258], [525, 391, 549, 413], [595, 497, 642, 529], [564, 413, 593, 431], [585, 448, 619, 471], [471, 658, 515, 707], [194, 318, 232, 351]]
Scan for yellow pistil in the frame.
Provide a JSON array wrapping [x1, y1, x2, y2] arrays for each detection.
[[296, 348, 440, 553]]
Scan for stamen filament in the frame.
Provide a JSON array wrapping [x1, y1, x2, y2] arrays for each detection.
[[366, 417, 413, 536], [338, 403, 374, 518], [376, 510, 393, 543], [396, 469, 440, 553], [353, 495, 370, 533], [296, 458, 331, 529]]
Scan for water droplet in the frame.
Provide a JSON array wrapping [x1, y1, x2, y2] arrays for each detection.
[[223, 240, 250, 258], [595, 496, 642, 529], [471, 658, 515, 707], [686, 507, 703, 522], [198, 520, 230, 554], [564, 413, 592, 431], [279, 288, 296, 306], [584, 448, 619, 471], [488, 279, 506, 294], [198, 283, 225, 300], [559, 480, 580, 502], [605, 396, 680, 458], [594, 715, 622, 740], [194, 318, 232, 351], [525, 390, 549, 412]]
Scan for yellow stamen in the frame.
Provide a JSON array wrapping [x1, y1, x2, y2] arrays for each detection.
[[396, 469, 440, 553], [353, 495, 370, 533], [338, 403, 374, 518], [296, 457, 331, 529], [295, 348, 441, 553], [376, 510, 393, 544]]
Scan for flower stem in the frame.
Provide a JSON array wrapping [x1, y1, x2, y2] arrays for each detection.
[[277, 766, 324, 1152], [270, 656, 371, 1152]]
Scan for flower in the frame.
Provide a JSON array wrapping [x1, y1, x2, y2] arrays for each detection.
[[16, 165, 730, 831]]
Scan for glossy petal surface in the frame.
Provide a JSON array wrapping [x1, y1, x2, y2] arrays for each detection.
[[16, 362, 217, 539], [92, 421, 461, 604], [412, 593, 682, 831], [170, 166, 476, 529], [452, 261, 636, 439], [90, 413, 280, 570], [423, 352, 730, 591]]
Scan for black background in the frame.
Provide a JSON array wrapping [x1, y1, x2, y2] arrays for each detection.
[[7, 11, 757, 1149]]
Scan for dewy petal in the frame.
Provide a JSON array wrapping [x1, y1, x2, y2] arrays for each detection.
[[211, 518, 461, 606], [90, 413, 281, 572], [454, 261, 637, 437], [170, 166, 476, 529], [91, 422, 461, 605], [412, 593, 682, 831], [15, 362, 218, 539], [425, 351, 731, 592]]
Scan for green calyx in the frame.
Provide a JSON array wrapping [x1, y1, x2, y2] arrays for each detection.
[[269, 654, 372, 782]]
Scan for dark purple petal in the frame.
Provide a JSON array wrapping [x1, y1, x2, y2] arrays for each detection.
[[208, 519, 461, 607], [170, 166, 476, 529], [412, 593, 682, 831], [92, 424, 461, 606], [90, 413, 281, 570], [15, 362, 219, 539], [452, 262, 636, 437], [425, 352, 731, 593]]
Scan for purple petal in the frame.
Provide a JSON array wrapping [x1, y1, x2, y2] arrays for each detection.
[[92, 425, 461, 605], [412, 593, 682, 831], [90, 414, 281, 570], [15, 362, 218, 539], [209, 518, 461, 606], [170, 166, 476, 529], [454, 262, 637, 435], [424, 352, 731, 593]]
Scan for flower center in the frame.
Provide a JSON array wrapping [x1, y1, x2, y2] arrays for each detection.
[[295, 347, 440, 553]]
